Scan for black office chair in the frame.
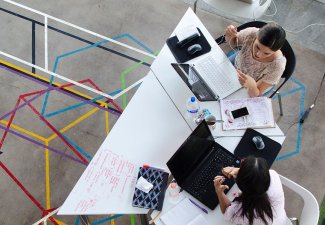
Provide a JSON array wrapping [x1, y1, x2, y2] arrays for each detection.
[[215, 21, 296, 116]]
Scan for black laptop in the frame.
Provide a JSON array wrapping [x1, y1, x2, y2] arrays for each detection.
[[167, 120, 241, 210]]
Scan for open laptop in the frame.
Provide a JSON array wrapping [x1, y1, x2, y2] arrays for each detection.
[[171, 54, 241, 101], [167, 120, 241, 210]]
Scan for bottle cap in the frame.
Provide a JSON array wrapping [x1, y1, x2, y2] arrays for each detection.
[[191, 97, 195, 102]]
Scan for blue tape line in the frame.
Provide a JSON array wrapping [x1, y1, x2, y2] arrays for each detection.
[[290, 76, 305, 87], [61, 133, 92, 160], [41, 57, 60, 116], [44, 96, 104, 118], [41, 34, 153, 116], [75, 216, 80, 225], [44, 89, 121, 118], [123, 33, 154, 54], [276, 78, 305, 161], [92, 214, 124, 225], [271, 87, 304, 99], [276, 151, 300, 161]]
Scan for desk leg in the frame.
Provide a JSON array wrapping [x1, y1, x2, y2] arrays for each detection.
[[79, 215, 91, 225], [194, 0, 199, 13], [140, 214, 149, 225]]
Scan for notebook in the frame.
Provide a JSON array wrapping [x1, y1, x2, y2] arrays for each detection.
[[160, 198, 208, 225], [167, 120, 241, 210], [132, 167, 169, 211], [220, 97, 275, 130], [171, 54, 241, 101]]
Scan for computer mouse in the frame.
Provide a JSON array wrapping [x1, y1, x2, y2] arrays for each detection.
[[252, 136, 265, 150], [187, 44, 202, 55]]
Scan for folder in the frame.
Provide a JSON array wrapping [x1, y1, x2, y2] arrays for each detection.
[[132, 167, 169, 211]]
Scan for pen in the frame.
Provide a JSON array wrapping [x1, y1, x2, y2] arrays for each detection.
[[189, 198, 208, 214]]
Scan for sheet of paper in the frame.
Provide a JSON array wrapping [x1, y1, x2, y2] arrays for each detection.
[[187, 214, 210, 225], [160, 198, 202, 225], [220, 97, 275, 130], [58, 149, 139, 214]]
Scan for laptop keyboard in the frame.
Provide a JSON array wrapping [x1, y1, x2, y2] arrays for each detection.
[[195, 55, 236, 96], [186, 146, 240, 199]]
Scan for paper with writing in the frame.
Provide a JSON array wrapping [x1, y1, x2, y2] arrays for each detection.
[[220, 97, 275, 130], [58, 149, 140, 215]]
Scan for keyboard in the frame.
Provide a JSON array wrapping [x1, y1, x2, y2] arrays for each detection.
[[194, 55, 237, 97], [186, 146, 239, 199]]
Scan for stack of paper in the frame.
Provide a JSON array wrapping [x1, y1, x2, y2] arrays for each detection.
[[160, 198, 210, 225]]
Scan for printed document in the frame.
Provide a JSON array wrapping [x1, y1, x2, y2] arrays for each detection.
[[220, 97, 275, 130]]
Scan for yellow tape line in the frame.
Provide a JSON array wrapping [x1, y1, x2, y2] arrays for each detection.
[[105, 104, 109, 135], [46, 107, 100, 141], [54, 219, 67, 225], [111, 214, 115, 225], [0, 120, 46, 141], [45, 140, 51, 209]]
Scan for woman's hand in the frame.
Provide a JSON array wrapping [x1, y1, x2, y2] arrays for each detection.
[[214, 176, 229, 194], [237, 70, 257, 89], [222, 167, 239, 179], [237, 69, 262, 97], [225, 25, 237, 40]]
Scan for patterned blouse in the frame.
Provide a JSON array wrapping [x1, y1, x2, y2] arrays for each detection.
[[226, 27, 286, 85]]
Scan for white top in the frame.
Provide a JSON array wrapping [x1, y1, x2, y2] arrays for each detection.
[[224, 170, 287, 225]]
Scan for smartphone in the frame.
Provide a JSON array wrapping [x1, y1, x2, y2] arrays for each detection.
[[230, 107, 249, 120]]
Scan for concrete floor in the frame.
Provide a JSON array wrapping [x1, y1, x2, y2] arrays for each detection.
[[0, 0, 324, 224]]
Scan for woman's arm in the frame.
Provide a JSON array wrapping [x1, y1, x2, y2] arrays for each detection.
[[214, 176, 231, 214], [237, 70, 272, 97], [224, 25, 238, 47]]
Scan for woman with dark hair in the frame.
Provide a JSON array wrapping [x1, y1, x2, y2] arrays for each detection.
[[214, 156, 287, 225], [224, 23, 287, 97]]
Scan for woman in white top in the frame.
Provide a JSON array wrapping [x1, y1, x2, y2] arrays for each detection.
[[225, 23, 287, 97], [214, 156, 287, 225]]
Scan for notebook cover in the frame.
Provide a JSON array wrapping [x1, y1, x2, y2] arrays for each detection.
[[166, 28, 211, 63], [132, 167, 169, 211], [234, 128, 282, 168]]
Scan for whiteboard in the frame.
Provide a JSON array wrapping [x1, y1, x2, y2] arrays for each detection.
[[58, 72, 192, 215]]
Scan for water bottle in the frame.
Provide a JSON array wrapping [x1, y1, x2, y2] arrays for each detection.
[[186, 97, 200, 119], [168, 181, 180, 203]]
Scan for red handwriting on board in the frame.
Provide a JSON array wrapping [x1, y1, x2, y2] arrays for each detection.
[[74, 150, 137, 213]]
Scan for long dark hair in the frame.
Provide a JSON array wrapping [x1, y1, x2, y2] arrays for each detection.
[[258, 22, 286, 51], [233, 156, 273, 225]]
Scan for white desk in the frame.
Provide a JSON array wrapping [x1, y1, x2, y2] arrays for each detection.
[[59, 7, 285, 224], [58, 72, 192, 215], [150, 8, 284, 138], [149, 8, 285, 225]]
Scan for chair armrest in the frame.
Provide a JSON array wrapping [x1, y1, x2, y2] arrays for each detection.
[[279, 175, 319, 225]]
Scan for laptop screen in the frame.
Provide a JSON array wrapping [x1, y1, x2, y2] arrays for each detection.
[[167, 121, 215, 185], [171, 63, 216, 101]]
